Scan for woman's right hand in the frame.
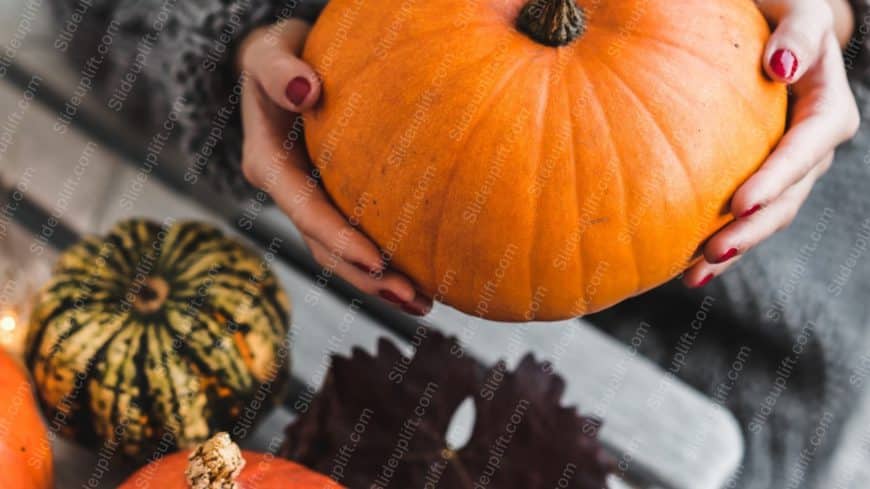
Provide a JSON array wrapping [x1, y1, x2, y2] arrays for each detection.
[[236, 19, 431, 315]]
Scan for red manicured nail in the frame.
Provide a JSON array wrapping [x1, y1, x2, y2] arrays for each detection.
[[770, 49, 797, 81], [716, 248, 739, 263], [695, 273, 714, 288], [740, 204, 761, 218], [352, 261, 377, 274], [379, 290, 404, 305], [286, 77, 311, 106], [402, 304, 426, 316]]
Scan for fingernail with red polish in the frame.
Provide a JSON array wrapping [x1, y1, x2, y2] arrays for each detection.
[[740, 204, 761, 218], [352, 262, 377, 274], [379, 290, 404, 305], [695, 273, 714, 288], [770, 49, 797, 81], [286, 77, 311, 106], [402, 304, 427, 316], [716, 248, 739, 263]]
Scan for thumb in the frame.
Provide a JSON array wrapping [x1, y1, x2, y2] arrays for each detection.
[[254, 55, 322, 112], [760, 2, 832, 83]]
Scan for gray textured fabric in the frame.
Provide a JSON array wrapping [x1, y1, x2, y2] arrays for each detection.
[[48, 0, 870, 487], [49, 0, 324, 197]]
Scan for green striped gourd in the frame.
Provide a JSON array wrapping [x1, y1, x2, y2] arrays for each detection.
[[25, 219, 291, 457]]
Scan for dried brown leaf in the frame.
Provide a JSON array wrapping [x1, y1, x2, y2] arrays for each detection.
[[281, 331, 612, 488]]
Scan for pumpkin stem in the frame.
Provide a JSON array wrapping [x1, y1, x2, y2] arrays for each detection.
[[516, 0, 585, 47], [132, 277, 170, 315], [185, 432, 246, 489]]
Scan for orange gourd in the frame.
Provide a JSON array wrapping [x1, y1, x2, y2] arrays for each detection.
[[302, 0, 787, 321], [118, 433, 341, 489], [0, 348, 53, 489]]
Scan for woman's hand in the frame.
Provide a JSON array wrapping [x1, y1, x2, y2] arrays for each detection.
[[684, 0, 860, 288], [236, 19, 432, 315]]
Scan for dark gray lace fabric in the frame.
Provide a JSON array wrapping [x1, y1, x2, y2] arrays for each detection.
[[50, 0, 325, 197]]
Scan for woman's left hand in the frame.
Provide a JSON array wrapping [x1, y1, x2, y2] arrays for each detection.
[[684, 0, 860, 288]]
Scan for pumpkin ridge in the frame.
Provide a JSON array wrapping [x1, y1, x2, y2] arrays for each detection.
[[106, 232, 139, 277], [172, 245, 237, 281], [200, 306, 260, 385], [430, 50, 534, 297], [147, 326, 180, 444], [637, 33, 772, 127], [560, 68, 584, 291], [25, 297, 84, 366], [320, 15, 469, 94], [170, 281, 276, 338], [261, 283, 291, 331], [131, 322, 154, 442], [589, 41, 763, 236], [118, 221, 146, 265], [78, 238, 129, 282], [153, 325, 204, 445], [591, 54, 701, 236], [170, 225, 227, 272], [327, 33, 525, 285], [217, 293, 282, 381], [166, 306, 252, 391], [166, 312, 228, 380], [205, 275, 286, 338], [124, 221, 160, 272], [159, 223, 204, 272], [387, 20, 505, 58], [572, 61, 644, 296], [322, 21, 501, 117], [71, 315, 134, 443], [39, 307, 113, 382], [526, 55, 556, 311], [49, 269, 126, 294], [104, 322, 144, 440]]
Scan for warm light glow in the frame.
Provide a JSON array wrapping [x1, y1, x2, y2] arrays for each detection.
[[0, 314, 16, 332]]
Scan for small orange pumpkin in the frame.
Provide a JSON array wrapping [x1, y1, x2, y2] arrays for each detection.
[[118, 432, 342, 489], [0, 348, 53, 489], [303, 0, 787, 320]]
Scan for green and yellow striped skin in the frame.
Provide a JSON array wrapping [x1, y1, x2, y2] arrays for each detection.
[[25, 219, 291, 458]]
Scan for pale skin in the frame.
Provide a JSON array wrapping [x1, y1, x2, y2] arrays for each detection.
[[684, 0, 859, 287], [236, 20, 433, 316], [236, 0, 859, 316]]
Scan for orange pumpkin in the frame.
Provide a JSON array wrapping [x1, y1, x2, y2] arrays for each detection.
[[302, 0, 787, 321], [119, 432, 342, 489], [0, 348, 53, 489]]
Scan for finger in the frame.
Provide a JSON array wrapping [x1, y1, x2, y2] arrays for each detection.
[[306, 238, 421, 308], [683, 255, 743, 289], [758, 0, 832, 82], [240, 85, 299, 188], [244, 20, 321, 112], [278, 178, 387, 274], [731, 115, 834, 216], [404, 292, 434, 316], [731, 35, 857, 218], [704, 153, 831, 264], [241, 89, 384, 274], [250, 55, 321, 113], [283, 190, 387, 274]]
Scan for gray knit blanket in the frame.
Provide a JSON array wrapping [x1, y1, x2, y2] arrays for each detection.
[[48, 0, 870, 486]]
